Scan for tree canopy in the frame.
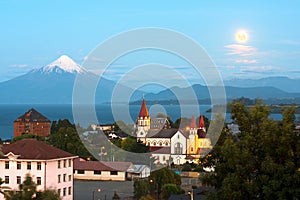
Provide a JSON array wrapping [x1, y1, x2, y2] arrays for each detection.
[[200, 100, 300, 200]]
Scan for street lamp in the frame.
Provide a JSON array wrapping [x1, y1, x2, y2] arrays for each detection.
[[149, 178, 159, 200], [92, 188, 101, 200], [188, 190, 194, 200]]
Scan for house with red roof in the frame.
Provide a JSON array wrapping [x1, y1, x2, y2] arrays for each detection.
[[0, 139, 77, 200]]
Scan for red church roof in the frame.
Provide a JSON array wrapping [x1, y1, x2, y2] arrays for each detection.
[[138, 99, 149, 118], [190, 115, 196, 129], [199, 115, 205, 128]]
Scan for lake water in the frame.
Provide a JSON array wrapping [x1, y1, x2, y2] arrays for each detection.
[[0, 104, 215, 140], [0, 104, 293, 140]]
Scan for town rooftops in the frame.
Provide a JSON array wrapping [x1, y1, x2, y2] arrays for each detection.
[[0, 139, 75, 160], [14, 108, 50, 122]]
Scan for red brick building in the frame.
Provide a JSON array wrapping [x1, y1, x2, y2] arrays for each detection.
[[14, 108, 51, 138]]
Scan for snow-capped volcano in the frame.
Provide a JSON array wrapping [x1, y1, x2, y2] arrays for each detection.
[[41, 55, 86, 74]]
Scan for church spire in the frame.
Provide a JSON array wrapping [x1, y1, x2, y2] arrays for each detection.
[[190, 115, 196, 129], [138, 98, 149, 118], [199, 115, 205, 129]]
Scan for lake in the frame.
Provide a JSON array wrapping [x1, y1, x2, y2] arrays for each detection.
[[0, 103, 294, 140], [0, 104, 214, 140]]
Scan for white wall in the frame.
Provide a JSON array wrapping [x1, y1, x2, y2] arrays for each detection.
[[74, 170, 126, 181]]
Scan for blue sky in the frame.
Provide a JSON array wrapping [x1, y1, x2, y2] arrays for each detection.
[[1, 0, 300, 84]]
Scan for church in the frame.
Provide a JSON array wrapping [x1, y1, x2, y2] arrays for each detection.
[[135, 99, 212, 165]]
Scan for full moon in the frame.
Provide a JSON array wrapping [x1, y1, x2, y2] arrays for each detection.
[[235, 30, 248, 43]]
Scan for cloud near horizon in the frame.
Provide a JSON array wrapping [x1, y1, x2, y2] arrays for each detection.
[[225, 44, 257, 57]]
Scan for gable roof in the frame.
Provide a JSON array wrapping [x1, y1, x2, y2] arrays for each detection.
[[1, 139, 75, 160], [14, 108, 50, 123], [150, 147, 171, 154], [74, 158, 114, 171], [150, 118, 170, 129], [147, 129, 179, 138], [102, 161, 136, 172], [133, 165, 150, 173]]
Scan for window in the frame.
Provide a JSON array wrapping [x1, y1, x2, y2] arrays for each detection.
[[191, 147, 194, 152], [63, 174, 66, 182], [68, 175, 72, 182], [58, 175, 61, 183], [27, 162, 31, 170], [5, 161, 9, 169], [77, 170, 85, 174], [58, 160, 61, 168], [37, 177, 41, 185], [159, 142, 162, 146], [110, 171, 118, 175], [37, 162, 41, 170], [63, 188, 66, 196], [68, 187, 71, 195], [163, 156, 166, 161], [94, 170, 101, 175], [68, 159, 71, 167], [5, 176, 9, 184], [153, 142, 156, 146], [58, 189, 61, 196], [174, 142, 182, 154], [17, 161, 21, 170], [17, 176, 21, 184], [63, 160, 66, 168]]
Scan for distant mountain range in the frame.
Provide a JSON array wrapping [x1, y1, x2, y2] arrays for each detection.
[[0, 55, 299, 104], [224, 76, 300, 93]]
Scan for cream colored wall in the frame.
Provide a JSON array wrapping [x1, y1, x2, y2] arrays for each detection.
[[74, 170, 126, 181]]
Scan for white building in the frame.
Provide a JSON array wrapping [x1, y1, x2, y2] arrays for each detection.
[[74, 158, 150, 181], [0, 139, 77, 200], [135, 99, 212, 165]]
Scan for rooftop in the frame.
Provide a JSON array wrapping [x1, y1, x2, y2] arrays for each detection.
[[14, 108, 50, 123], [1, 139, 75, 160]]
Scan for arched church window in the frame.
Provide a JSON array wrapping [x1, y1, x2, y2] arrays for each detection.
[[159, 142, 162, 146], [174, 142, 182, 154]]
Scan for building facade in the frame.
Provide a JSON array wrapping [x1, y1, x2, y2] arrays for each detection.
[[0, 139, 77, 200], [135, 99, 212, 165], [14, 108, 51, 138]]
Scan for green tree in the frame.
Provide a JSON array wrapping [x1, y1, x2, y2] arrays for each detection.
[[134, 179, 150, 199], [140, 194, 154, 200], [121, 136, 149, 153], [149, 167, 181, 198], [12, 134, 46, 143], [161, 184, 184, 199], [201, 101, 300, 200], [173, 117, 191, 129], [5, 174, 60, 200], [0, 178, 11, 197], [49, 119, 94, 160]]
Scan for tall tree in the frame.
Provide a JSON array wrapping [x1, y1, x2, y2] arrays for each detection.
[[200, 101, 300, 200]]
